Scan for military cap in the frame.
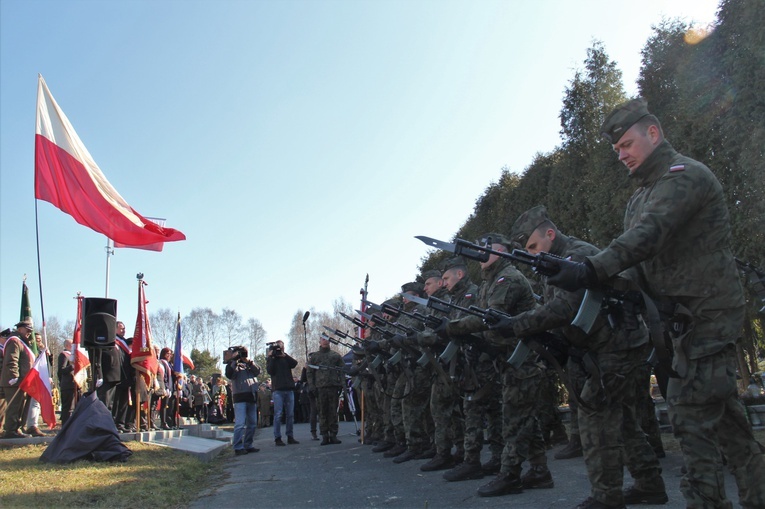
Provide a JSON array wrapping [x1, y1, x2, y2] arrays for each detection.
[[600, 98, 651, 144], [401, 281, 424, 295], [15, 317, 34, 330], [510, 205, 551, 247], [421, 269, 442, 280], [441, 256, 467, 272], [0, 328, 11, 338], [478, 232, 513, 250]]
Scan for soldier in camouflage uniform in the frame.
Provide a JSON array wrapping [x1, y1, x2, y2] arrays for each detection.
[[387, 282, 430, 464], [548, 99, 765, 509], [307, 335, 346, 445], [419, 262, 470, 472], [507, 206, 666, 509], [443, 233, 541, 497]]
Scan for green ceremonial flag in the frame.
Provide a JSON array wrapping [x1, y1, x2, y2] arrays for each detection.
[[20, 281, 38, 356]]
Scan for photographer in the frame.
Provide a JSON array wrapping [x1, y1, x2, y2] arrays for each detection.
[[224, 346, 261, 456], [266, 340, 299, 446]]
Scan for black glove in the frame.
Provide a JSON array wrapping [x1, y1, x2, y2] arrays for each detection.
[[390, 334, 406, 348], [484, 310, 516, 336], [546, 258, 597, 292]]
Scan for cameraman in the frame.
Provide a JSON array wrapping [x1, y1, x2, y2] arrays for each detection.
[[225, 346, 261, 456], [266, 340, 299, 446]]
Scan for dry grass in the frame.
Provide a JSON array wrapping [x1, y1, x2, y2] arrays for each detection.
[[0, 441, 226, 509]]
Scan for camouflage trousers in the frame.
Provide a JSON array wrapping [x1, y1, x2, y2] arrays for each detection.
[[537, 369, 566, 439], [402, 364, 433, 451], [462, 360, 502, 464], [391, 371, 408, 444], [576, 348, 662, 507], [316, 387, 340, 437], [362, 378, 383, 441], [431, 373, 464, 456], [381, 370, 397, 443], [499, 363, 547, 475], [668, 345, 765, 509], [565, 356, 590, 437], [634, 362, 664, 453]]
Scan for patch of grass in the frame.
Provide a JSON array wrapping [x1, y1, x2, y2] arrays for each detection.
[[0, 441, 226, 509]]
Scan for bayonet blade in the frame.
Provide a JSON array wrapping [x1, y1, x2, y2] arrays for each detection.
[[415, 235, 458, 253]]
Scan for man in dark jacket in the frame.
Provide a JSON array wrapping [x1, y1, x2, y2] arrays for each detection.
[[57, 338, 79, 427], [266, 340, 299, 446], [225, 346, 261, 455]]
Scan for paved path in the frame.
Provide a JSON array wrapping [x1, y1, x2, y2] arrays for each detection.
[[192, 421, 740, 509]]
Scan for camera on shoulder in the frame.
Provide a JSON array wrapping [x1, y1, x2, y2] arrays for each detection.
[[223, 345, 248, 363]]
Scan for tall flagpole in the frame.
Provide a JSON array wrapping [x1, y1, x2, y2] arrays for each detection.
[[105, 238, 114, 297]]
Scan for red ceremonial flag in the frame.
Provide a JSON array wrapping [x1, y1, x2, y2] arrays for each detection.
[[131, 279, 157, 385], [34, 74, 186, 247], [19, 352, 57, 429], [71, 296, 90, 386]]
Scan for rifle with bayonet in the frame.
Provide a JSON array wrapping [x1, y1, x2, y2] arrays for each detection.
[[356, 304, 453, 386], [415, 235, 670, 362]]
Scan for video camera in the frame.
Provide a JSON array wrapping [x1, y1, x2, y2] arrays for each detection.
[[223, 345, 248, 363], [266, 341, 283, 356]]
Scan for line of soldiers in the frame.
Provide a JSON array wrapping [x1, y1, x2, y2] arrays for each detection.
[[345, 229, 666, 506], [341, 99, 765, 509]]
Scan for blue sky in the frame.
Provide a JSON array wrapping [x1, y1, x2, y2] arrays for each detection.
[[0, 0, 719, 347]]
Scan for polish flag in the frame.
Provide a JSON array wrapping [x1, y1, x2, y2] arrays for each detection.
[[34, 75, 185, 247], [71, 296, 90, 386], [19, 352, 57, 429]]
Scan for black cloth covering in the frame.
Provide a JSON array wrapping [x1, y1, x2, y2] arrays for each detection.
[[40, 391, 132, 463]]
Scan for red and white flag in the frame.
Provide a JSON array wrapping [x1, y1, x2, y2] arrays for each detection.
[[34, 75, 186, 247], [19, 352, 57, 429], [71, 296, 90, 386]]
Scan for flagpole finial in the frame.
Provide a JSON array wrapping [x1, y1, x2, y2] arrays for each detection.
[[23, 274, 27, 282]]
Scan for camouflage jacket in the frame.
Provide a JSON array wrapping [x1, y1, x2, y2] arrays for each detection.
[[588, 141, 745, 359], [308, 346, 345, 388], [512, 233, 649, 356], [449, 257, 536, 349]]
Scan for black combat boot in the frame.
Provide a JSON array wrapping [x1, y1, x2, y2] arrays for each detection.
[[520, 464, 554, 489], [329, 435, 342, 444], [392, 448, 419, 463], [372, 441, 395, 453], [574, 497, 626, 509], [320, 435, 330, 446], [481, 456, 501, 474], [443, 461, 485, 482], [383, 443, 407, 458], [476, 471, 524, 497], [554, 434, 583, 459], [623, 476, 669, 505], [420, 453, 455, 472]]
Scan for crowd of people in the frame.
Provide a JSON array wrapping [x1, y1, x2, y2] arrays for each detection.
[[2, 100, 764, 509]]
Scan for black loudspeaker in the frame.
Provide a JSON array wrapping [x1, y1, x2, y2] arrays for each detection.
[[82, 297, 117, 348]]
